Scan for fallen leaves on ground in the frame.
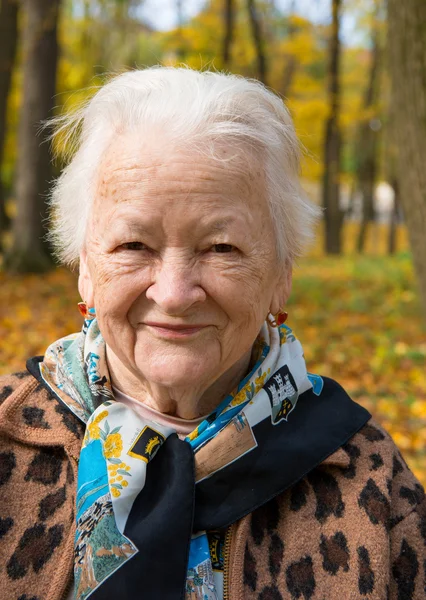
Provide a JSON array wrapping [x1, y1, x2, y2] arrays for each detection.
[[0, 251, 425, 485], [289, 254, 426, 485]]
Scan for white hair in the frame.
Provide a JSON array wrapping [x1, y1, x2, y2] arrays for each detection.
[[48, 66, 321, 267]]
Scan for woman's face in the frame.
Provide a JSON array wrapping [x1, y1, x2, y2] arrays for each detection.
[[80, 134, 290, 394]]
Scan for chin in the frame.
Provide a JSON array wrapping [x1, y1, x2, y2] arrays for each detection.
[[136, 353, 217, 390], [144, 367, 212, 389], [134, 340, 221, 387]]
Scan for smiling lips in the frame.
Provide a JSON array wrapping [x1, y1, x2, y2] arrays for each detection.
[[143, 322, 208, 339]]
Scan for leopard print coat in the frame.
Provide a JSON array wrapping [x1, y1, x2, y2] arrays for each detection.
[[0, 371, 425, 600]]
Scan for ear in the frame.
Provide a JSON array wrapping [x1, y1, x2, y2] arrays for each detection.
[[78, 250, 95, 308], [269, 262, 292, 315]]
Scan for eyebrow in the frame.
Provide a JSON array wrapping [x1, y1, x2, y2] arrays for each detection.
[[107, 209, 243, 237], [208, 218, 238, 233]]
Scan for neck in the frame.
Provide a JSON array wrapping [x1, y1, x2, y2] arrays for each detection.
[[106, 348, 253, 420]]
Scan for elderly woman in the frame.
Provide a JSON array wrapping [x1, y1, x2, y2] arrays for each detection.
[[0, 67, 424, 600]]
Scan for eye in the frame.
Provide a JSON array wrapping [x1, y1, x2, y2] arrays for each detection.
[[212, 243, 235, 253], [120, 241, 147, 251]]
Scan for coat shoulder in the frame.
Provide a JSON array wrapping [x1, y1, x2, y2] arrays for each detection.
[[345, 418, 424, 521], [0, 366, 85, 442], [0, 370, 34, 405], [240, 417, 425, 599], [270, 416, 424, 528]]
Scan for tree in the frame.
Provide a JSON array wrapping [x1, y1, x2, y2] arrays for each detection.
[[322, 0, 343, 254], [356, 22, 381, 253], [246, 0, 267, 84], [176, 0, 185, 61], [223, 0, 235, 68], [5, 0, 61, 272], [388, 179, 400, 255], [280, 1, 297, 98], [388, 0, 426, 312], [0, 0, 19, 242]]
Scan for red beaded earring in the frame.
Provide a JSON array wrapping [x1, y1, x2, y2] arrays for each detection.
[[78, 302, 96, 319], [267, 310, 288, 328]]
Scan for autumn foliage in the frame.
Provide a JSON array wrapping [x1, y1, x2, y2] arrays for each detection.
[[0, 1, 424, 486]]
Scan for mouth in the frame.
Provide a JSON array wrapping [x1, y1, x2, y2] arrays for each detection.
[[143, 322, 209, 339]]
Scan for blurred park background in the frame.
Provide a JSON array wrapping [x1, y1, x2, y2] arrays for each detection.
[[0, 0, 425, 483]]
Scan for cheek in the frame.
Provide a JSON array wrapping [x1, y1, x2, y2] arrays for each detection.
[[90, 258, 151, 319], [207, 267, 275, 328]]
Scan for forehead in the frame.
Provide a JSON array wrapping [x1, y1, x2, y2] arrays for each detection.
[[94, 133, 267, 216]]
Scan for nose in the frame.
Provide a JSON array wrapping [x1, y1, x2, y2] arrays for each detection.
[[145, 252, 206, 315]]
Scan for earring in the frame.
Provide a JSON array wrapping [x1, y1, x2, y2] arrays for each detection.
[[267, 309, 288, 328], [78, 301, 96, 319]]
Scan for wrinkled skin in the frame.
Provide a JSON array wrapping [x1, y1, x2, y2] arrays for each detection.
[[79, 134, 292, 418]]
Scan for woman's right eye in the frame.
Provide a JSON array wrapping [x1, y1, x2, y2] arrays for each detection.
[[120, 242, 147, 251], [212, 243, 235, 253]]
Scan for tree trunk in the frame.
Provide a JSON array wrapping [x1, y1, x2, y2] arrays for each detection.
[[356, 127, 379, 253], [176, 0, 185, 61], [388, 179, 400, 255], [247, 0, 267, 84], [5, 0, 61, 272], [356, 23, 380, 253], [281, 1, 297, 99], [322, 0, 343, 254], [0, 0, 19, 240], [223, 0, 235, 69], [388, 0, 426, 312], [281, 55, 297, 99]]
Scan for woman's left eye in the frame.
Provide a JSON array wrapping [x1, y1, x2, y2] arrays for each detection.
[[212, 243, 235, 253], [120, 242, 147, 251]]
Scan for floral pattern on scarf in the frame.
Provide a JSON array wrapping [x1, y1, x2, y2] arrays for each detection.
[[39, 317, 320, 600]]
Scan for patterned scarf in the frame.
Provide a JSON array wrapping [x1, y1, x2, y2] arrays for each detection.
[[39, 317, 322, 600]]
